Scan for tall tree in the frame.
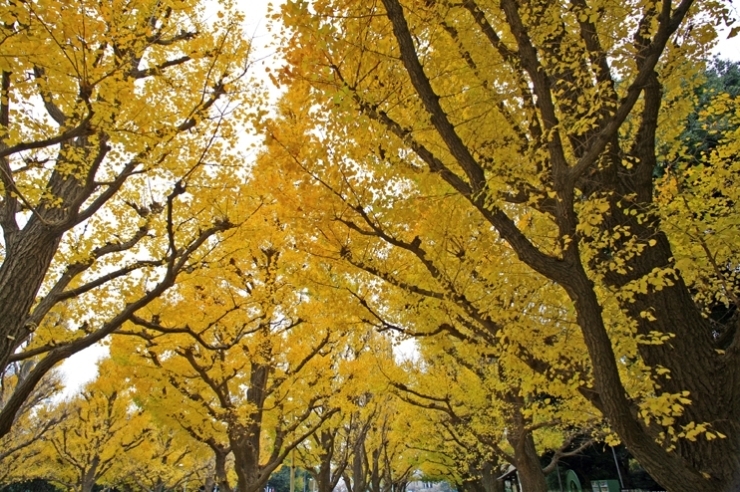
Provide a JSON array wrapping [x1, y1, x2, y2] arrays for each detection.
[[114, 219, 346, 492], [270, 0, 740, 490], [260, 75, 600, 492], [0, 0, 258, 437]]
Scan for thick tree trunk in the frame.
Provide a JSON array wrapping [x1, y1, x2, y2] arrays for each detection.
[[0, 136, 105, 373], [562, 264, 717, 492], [370, 448, 382, 492], [317, 464, 333, 492], [556, 90, 740, 490], [464, 464, 505, 492], [0, 222, 60, 369], [214, 448, 232, 492], [480, 463, 505, 492], [230, 418, 276, 492], [80, 456, 100, 492], [204, 475, 216, 492], [231, 357, 269, 492], [232, 441, 271, 492], [501, 396, 548, 492]]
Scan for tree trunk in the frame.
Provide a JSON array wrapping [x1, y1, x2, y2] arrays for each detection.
[[231, 426, 273, 492], [231, 358, 273, 492], [507, 431, 547, 492], [556, 113, 740, 491], [0, 222, 60, 370], [80, 456, 100, 492], [214, 448, 232, 492], [348, 437, 368, 492], [463, 467, 504, 492], [314, 429, 346, 492], [562, 266, 718, 492], [504, 396, 547, 492], [370, 447, 382, 492]]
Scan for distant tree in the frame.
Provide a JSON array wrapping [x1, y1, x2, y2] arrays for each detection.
[[114, 218, 345, 492], [0, 479, 61, 492], [0, 367, 63, 483], [267, 467, 292, 492], [39, 365, 152, 492]]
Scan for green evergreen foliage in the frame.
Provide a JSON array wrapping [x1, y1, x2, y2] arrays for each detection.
[[267, 467, 292, 492], [0, 479, 61, 492], [680, 58, 740, 166]]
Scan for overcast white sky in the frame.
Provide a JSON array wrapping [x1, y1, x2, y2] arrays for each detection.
[[242, 0, 285, 60], [59, 0, 740, 397]]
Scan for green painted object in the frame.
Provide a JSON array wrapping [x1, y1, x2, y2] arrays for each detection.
[[565, 470, 583, 492]]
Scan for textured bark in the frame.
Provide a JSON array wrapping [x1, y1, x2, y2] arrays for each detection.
[[214, 447, 232, 492], [506, 399, 548, 492], [80, 456, 100, 492], [231, 361, 274, 492], [227, 355, 336, 492]]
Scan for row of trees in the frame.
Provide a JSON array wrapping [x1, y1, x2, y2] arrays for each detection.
[[265, 0, 740, 489], [1, 333, 428, 492], [1, 0, 739, 491]]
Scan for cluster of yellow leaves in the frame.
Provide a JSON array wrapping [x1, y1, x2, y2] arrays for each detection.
[[30, 362, 152, 491], [656, 90, 740, 317]]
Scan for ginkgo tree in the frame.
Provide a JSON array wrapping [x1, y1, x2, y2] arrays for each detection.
[[0, 0, 261, 437], [292, 332, 427, 492], [0, 366, 63, 484], [392, 335, 600, 492], [292, 330, 391, 492], [337, 392, 421, 492], [33, 361, 152, 492], [114, 424, 213, 492], [111, 215, 353, 492], [269, 0, 740, 490]]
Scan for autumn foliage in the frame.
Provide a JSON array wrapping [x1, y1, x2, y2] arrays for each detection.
[[2, 0, 740, 491]]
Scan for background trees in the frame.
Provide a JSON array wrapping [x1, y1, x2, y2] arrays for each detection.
[[41, 366, 151, 492], [0, 367, 62, 484]]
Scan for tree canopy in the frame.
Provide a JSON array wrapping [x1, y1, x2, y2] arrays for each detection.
[[3, 0, 740, 492]]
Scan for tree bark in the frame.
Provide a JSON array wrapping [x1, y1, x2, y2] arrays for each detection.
[[214, 448, 232, 492], [80, 456, 100, 492], [506, 400, 548, 492]]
